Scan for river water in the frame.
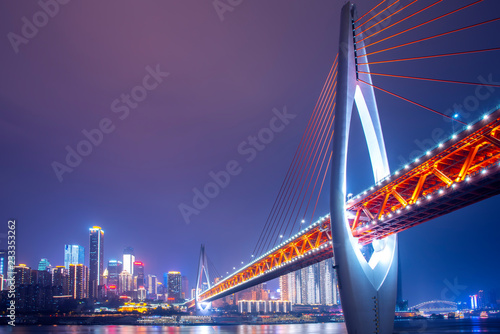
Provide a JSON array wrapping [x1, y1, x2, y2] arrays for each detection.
[[3, 319, 500, 333]]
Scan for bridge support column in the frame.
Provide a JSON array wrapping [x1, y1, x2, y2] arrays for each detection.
[[330, 3, 398, 334], [195, 244, 212, 313]]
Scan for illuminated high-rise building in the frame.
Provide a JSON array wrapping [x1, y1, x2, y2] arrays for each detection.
[[103, 268, 108, 286], [123, 247, 135, 275], [89, 226, 104, 298], [279, 274, 289, 301], [107, 260, 122, 290], [52, 266, 69, 296], [133, 261, 145, 288], [284, 272, 295, 303], [64, 245, 84, 269], [182, 276, 189, 299], [32, 269, 52, 287], [38, 258, 51, 271], [307, 263, 321, 304], [0, 250, 7, 289], [68, 264, 89, 299], [320, 258, 338, 305], [283, 260, 339, 306], [478, 290, 485, 309], [14, 264, 31, 286], [119, 271, 133, 294], [147, 275, 158, 296], [470, 294, 478, 309], [138, 286, 147, 301], [167, 271, 182, 303]]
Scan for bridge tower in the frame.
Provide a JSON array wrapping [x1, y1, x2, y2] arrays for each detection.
[[330, 2, 398, 334], [195, 244, 212, 313]]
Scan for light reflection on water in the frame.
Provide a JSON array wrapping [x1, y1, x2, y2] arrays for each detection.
[[3, 319, 500, 334], [0, 323, 348, 334]]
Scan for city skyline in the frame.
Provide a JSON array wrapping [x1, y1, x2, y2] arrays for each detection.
[[7, 220, 499, 308], [9, 226, 187, 292], [2, 0, 500, 309]]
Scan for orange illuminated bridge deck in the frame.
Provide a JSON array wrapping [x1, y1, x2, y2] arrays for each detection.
[[195, 108, 500, 304]]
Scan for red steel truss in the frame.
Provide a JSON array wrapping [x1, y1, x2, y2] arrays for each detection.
[[195, 108, 500, 304]]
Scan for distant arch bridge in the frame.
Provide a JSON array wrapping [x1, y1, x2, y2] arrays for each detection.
[[410, 300, 458, 313]]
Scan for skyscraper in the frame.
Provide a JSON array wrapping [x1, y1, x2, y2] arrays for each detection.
[[279, 274, 289, 301], [286, 272, 296, 303], [182, 276, 189, 299], [283, 260, 339, 306], [0, 250, 7, 288], [64, 245, 84, 269], [147, 275, 158, 296], [107, 260, 122, 290], [14, 264, 31, 286], [118, 271, 133, 294], [294, 270, 302, 304], [167, 271, 182, 303], [89, 226, 104, 298], [306, 263, 321, 304], [52, 266, 69, 296], [68, 264, 89, 299], [38, 258, 51, 271], [123, 247, 135, 275], [319, 258, 338, 305], [133, 261, 145, 288]]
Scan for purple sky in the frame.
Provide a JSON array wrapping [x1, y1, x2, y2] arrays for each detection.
[[1, 0, 500, 306]]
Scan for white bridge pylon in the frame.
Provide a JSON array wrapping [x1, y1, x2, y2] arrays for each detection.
[[330, 2, 398, 334], [195, 244, 212, 312]]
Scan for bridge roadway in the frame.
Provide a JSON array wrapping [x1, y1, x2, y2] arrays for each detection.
[[193, 107, 500, 305]]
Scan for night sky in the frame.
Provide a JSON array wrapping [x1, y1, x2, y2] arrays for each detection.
[[1, 0, 500, 306]]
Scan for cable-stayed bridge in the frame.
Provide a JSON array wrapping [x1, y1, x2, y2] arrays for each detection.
[[188, 1, 500, 333]]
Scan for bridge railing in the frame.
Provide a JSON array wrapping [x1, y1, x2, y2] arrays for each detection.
[[347, 108, 500, 244], [197, 108, 500, 303], [198, 216, 333, 302]]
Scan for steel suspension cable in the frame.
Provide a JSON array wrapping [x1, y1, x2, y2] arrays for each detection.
[[288, 109, 336, 237], [286, 88, 338, 235], [278, 87, 337, 243], [358, 0, 443, 43], [358, 79, 466, 124], [298, 113, 336, 233], [254, 60, 338, 257], [309, 150, 333, 225], [359, 3, 493, 55], [257, 65, 338, 257], [358, 47, 500, 65], [356, 0, 400, 29], [261, 70, 338, 253], [262, 73, 338, 253], [355, 0, 386, 24], [356, 0, 418, 37], [359, 71, 500, 88], [252, 57, 337, 257]]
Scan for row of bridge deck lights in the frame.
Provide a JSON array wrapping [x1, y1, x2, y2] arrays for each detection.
[[208, 215, 332, 298], [351, 113, 497, 234], [354, 160, 499, 234], [205, 112, 497, 298], [205, 239, 334, 299]]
